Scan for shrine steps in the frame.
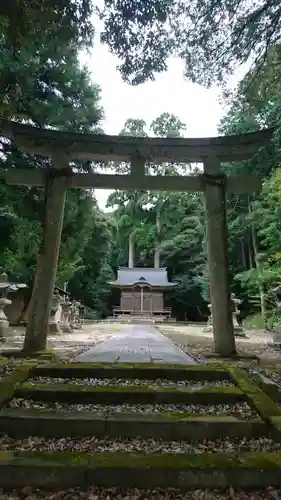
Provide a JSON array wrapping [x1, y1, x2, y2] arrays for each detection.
[[0, 359, 281, 491]]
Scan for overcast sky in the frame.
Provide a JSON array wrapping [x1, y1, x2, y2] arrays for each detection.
[[81, 27, 247, 211]]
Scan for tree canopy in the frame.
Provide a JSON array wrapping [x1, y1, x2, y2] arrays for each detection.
[[2, 0, 281, 339], [101, 0, 281, 86], [2, 0, 281, 89], [0, 18, 113, 326]]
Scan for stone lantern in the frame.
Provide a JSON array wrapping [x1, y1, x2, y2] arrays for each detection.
[[204, 293, 246, 338], [78, 303, 85, 327], [0, 270, 27, 340], [203, 303, 213, 332], [230, 293, 246, 337], [61, 297, 73, 333], [71, 300, 82, 329], [0, 271, 11, 340], [48, 289, 61, 334]]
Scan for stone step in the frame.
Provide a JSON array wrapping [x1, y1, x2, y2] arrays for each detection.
[[0, 450, 281, 490], [16, 382, 245, 405], [0, 407, 267, 440]]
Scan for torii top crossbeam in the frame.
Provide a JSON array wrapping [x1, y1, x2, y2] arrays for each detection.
[[0, 118, 273, 162]]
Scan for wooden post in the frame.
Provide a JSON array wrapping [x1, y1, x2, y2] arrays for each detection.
[[203, 156, 236, 356], [23, 154, 69, 351]]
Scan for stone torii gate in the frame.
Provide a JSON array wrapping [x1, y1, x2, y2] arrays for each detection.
[[0, 119, 273, 355]]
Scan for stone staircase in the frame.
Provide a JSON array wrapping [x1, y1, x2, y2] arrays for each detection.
[[1, 359, 281, 493]]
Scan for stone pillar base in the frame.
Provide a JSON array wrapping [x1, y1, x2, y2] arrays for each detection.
[[268, 341, 281, 349], [234, 326, 247, 338], [61, 325, 72, 333], [203, 326, 212, 332], [0, 320, 9, 341], [48, 322, 61, 334], [268, 330, 281, 348]]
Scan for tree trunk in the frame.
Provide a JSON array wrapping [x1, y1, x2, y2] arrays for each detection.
[[128, 233, 134, 268], [248, 234, 254, 268], [154, 210, 161, 268], [23, 155, 68, 352], [251, 223, 267, 327], [24, 252, 44, 323], [241, 240, 247, 270], [203, 159, 236, 356], [248, 199, 266, 328]]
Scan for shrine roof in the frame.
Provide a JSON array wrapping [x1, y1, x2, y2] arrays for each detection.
[[109, 267, 177, 288]]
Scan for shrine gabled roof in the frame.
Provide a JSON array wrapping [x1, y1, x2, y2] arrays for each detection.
[[108, 267, 177, 288]]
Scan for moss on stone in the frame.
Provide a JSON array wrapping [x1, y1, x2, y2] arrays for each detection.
[[227, 367, 281, 419], [189, 386, 243, 395], [31, 362, 233, 388], [269, 416, 281, 431], [106, 411, 262, 423], [0, 450, 89, 467], [33, 361, 228, 374], [0, 407, 107, 420], [0, 450, 281, 470], [18, 382, 243, 397], [86, 451, 281, 469], [0, 365, 34, 408], [0, 349, 59, 368]]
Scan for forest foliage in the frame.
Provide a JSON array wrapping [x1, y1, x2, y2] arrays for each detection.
[[1, 2, 281, 326]]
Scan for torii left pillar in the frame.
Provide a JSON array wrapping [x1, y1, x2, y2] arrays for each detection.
[[203, 156, 236, 356], [24, 153, 69, 351]]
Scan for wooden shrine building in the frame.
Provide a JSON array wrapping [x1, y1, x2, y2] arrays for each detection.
[[109, 268, 176, 318]]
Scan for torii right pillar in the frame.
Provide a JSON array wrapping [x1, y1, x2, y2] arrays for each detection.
[[203, 156, 236, 356]]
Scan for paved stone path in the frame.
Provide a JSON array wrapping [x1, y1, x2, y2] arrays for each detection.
[[73, 325, 197, 364]]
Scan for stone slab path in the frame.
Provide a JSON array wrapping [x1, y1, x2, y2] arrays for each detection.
[[72, 325, 197, 364]]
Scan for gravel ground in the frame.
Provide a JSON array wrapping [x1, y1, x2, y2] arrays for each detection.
[[247, 367, 281, 387], [259, 369, 281, 386], [27, 377, 234, 388], [0, 434, 279, 453], [7, 398, 258, 419], [0, 325, 112, 362], [0, 486, 280, 499], [158, 327, 281, 366]]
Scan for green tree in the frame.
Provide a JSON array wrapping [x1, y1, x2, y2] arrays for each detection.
[[107, 113, 208, 322], [100, 0, 281, 87], [0, 35, 108, 350], [4, 0, 280, 90], [67, 208, 114, 318], [210, 49, 281, 328]]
